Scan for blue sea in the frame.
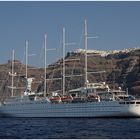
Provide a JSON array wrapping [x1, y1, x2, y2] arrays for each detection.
[[0, 118, 140, 139]]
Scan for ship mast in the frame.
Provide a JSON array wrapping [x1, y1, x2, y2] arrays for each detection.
[[84, 19, 98, 87], [44, 34, 47, 97], [44, 34, 56, 97], [62, 28, 75, 95], [11, 49, 15, 97], [84, 20, 88, 87], [62, 28, 65, 95], [24, 40, 36, 94], [25, 40, 28, 79], [9, 49, 27, 96]]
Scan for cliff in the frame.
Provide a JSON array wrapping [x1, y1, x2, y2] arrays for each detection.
[[0, 49, 140, 101]]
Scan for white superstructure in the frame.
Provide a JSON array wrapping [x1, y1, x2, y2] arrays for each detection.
[[1, 85, 140, 117]]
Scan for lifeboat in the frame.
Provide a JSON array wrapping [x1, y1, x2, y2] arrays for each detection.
[[49, 96, 61, 103], [87, 93, 100, 102], [61, 95, 73, 102]]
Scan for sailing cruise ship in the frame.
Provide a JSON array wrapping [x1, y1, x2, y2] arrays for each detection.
[[0, 20, 140, 117]]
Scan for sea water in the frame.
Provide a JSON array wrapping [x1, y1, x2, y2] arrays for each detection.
[[0, 118, 140, 139]]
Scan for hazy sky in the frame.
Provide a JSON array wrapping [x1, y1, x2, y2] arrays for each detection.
[[0, 1, 140, 67]]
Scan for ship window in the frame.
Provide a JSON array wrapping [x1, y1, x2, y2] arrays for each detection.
[[130, 102, 135, 104], [136, 102, 140, 104], [126, 102, 130, 104], [119, 102, 125, 104]]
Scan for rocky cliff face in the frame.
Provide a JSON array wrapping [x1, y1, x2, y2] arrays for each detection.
[[112, 50, 140, 95], [0, 49, 140, 101]]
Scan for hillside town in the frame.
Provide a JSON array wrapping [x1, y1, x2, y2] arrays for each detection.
[[74, 47, 140, 57]]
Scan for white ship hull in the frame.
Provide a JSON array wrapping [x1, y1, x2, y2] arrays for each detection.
[[1, 100, 140, 117]]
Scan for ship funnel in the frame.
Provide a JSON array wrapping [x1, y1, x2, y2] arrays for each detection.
[[26, 78, 34, 91], [23, 77, 35, 96]]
